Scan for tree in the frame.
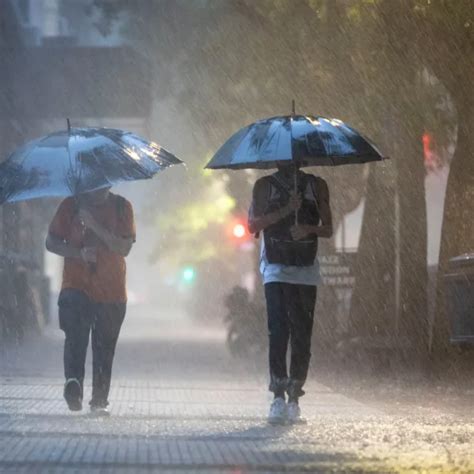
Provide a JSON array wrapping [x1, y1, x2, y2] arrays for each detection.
[[354, 0, 430, 355], [92, 1, 473, 360], [347, 0, 473, 359], [410, 0, 474, 354]]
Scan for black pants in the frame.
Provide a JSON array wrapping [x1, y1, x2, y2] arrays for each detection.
[[264, 282, 317, 399], [58, 289, 126, 407]]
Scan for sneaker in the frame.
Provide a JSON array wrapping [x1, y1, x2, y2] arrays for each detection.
[[287, 401, 305, 424], [90, 406, 110, 417], [268, 397, 287, 425], [64, 378, 82, 411]]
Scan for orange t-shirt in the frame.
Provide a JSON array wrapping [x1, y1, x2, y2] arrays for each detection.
[[49, 193, 136, 303]]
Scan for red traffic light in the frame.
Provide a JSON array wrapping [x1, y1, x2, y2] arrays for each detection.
[[225, 217, 254, 251], [226, 218, 250, 243], [233, 223, 246, 239]]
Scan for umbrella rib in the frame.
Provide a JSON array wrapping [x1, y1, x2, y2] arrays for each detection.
[[106, 134, 161, 180], [319, 118, 332, 159], [338, 125, 382, 161], [96, 130, 182, 172], [88, 136, 122, 185], [234, 127, 254, 167], [67, 133, 80, 195], [103, 135, 154, 178], [221, 126, 253, 168], [258, 125, 283, 165], [337, 124, 366, 160]]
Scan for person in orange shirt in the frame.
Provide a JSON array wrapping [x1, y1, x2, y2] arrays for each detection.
[[46, 187, 136, 416]]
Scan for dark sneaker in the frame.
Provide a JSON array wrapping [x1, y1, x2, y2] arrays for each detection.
[[90, 405, 110, 417], [64, 378, 82, 411]]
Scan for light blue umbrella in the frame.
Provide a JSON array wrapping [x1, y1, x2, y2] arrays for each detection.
[[0, 123, 183, 204]]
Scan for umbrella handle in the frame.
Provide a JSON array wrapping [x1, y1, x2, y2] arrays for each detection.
[[294, 165, 298, 226], [291, 100, 298, 226]]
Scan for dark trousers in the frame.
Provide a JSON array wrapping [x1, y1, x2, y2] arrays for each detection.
[[58, 289, 126, 407], [264, 282, 317, 399]]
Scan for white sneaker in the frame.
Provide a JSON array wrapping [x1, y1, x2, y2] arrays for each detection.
[[287, 401, 304, 424], [90, 406, 110, 417], [268, 397, 287, 424]]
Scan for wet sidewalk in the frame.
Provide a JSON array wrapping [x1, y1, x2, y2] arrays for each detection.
[[1, 313, 473, 473]]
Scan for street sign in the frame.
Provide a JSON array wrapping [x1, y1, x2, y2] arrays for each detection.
[[319, 253, 356, 287]]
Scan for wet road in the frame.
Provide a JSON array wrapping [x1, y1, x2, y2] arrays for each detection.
[[1, 309, 473, 473]]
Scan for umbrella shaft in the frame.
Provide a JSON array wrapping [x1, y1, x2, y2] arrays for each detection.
[[294, 166, 299, 226]]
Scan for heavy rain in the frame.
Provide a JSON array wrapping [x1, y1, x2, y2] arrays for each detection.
[[0, 1, 473, 473]]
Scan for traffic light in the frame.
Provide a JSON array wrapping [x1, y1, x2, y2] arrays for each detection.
[[228, 218, 250, 243], [232, 223, 246, 239], [226, 217, 254, 251], [181, 266, 196, 283], [422, 131, 438, 171]]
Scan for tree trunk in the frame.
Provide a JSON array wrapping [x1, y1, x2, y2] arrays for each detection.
[[348, 114, 428, 361], [347, 0, 429, 362], [432, 89, 474, 355], [348, 162, 397, 339], [395, 121, 428, 357]]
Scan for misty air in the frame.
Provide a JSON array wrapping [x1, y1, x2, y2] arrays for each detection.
[[0, 1, 473, 473]]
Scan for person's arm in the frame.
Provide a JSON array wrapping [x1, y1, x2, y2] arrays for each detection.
[[45, 198, 97, 262], [45, 233, 96, 262], [78, 208, 134, 257], [248, 178, 301, 235], [290, 178, 333, 240]]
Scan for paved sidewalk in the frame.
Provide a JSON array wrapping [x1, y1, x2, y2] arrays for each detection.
[[1, 315, 473, 473]]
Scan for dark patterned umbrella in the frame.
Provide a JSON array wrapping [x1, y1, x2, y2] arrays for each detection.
[[205, 114, 386, 170], [0, 125, 183, 204]]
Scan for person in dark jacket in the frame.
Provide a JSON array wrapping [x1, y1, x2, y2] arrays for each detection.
[[248, 163, 333, 424]]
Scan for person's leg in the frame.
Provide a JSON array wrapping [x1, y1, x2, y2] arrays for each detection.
[[287, 285, 317, 403], [90, 302, 126, 409], [58, 289, 93, 409], [264, 283, 290, 399]]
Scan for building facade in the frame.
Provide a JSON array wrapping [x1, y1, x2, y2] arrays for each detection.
[[0, 0, 151, 341]]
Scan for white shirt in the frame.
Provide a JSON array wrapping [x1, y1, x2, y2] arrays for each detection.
[[259, 239, 321, 286]]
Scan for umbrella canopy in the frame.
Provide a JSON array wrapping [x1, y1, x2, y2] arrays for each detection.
[[205, 115, 386, 170], [0, 127, 182, 204]]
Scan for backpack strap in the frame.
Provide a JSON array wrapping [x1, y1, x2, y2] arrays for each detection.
[[270, 172, 316, 198], [306, 175, 321, 213], [269, 174, 292, 196]]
